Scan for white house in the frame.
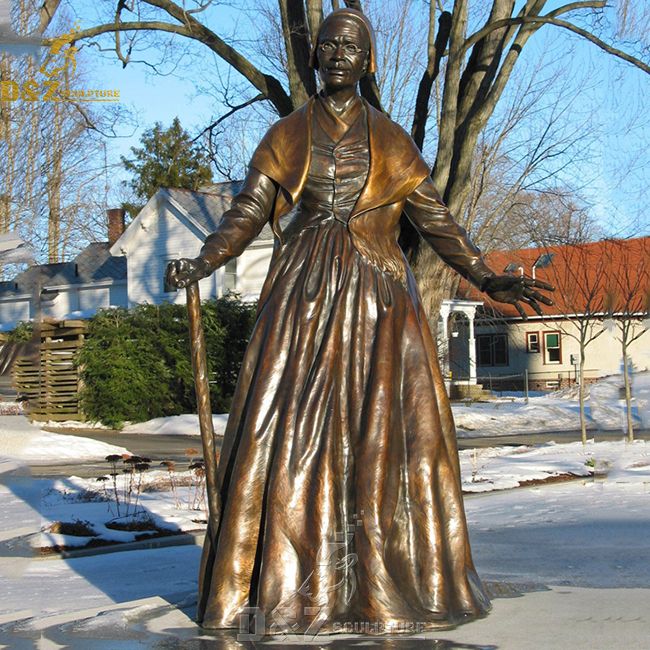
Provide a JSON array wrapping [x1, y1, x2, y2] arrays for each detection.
[[0, 183, 279, 331], [0, 242, 128, 330], [109, 183, 277, 305]]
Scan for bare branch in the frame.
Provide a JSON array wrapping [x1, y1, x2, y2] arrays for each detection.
[[192, 93, 266, 141], [411, 8, 451, 149], [463, 3, 650, 76], [185, 0, 215, 14], [61, 12, 294, 116], [38, 0, 62, 34], [463, 1, 607, 52]]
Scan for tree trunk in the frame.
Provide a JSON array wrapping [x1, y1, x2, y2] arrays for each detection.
[[0, 56, 15, 235], [578, 349, 587, 445], [622, 339, 634, 442], [412, 252, 457, 330], [279, 0, 316, 106], [46, 110, 64, 263]]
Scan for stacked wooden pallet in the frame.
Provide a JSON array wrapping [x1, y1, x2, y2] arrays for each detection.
[[13, 320, 87, 422]]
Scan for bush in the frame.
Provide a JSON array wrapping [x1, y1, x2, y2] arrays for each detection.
[[6, 321, 34, 342], [77, 296, 256, 428]]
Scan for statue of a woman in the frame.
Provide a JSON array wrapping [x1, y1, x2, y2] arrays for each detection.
[[167, 8, 552, 636]]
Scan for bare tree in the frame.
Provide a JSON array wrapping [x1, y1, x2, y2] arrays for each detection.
[[546, 241, 609, 444], [0, 0, 42, 244], [49, 0, 650, 319], [496, 189, 602, 250], [1, 2, 125, 264], [603, 238, 650, 442]]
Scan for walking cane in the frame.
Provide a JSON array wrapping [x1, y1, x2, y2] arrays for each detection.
[[186, 281, 220, 544]]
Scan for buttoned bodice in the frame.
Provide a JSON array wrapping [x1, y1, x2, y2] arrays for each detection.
[[290, 100, 369, 232]]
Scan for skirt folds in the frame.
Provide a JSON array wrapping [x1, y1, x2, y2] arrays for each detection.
[[197, 218, 490, 635]]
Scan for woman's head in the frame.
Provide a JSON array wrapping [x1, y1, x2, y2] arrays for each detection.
[[310, 9, 377, 90]]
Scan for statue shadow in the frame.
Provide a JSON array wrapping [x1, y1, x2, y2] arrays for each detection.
[[0, 460, 201, 607]]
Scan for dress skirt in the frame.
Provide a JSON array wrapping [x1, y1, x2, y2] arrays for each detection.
[[197, 217, 490, 635]]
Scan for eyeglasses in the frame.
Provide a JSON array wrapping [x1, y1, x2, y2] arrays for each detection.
[[318, 41, 367, 55]]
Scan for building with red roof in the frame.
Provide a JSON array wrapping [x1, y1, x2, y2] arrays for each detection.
[[452, 236, 649, 391]]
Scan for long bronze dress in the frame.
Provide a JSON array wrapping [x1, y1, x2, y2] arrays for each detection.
[[197, 95, 491, 635]]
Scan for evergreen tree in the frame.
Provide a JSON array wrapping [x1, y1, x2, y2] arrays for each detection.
[[121, 117, 212, 218]]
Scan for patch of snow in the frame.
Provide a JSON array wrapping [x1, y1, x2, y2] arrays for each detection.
[[460, 439, 649, 492], [0, 415, 129, 468], [453, 371, 649, 436], [64, 309, 97, 319], [30, 469, 207, 549], [122, 413, 229, 436], [41, 419, 112, 430]]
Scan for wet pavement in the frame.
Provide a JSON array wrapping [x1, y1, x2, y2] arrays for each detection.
[[36, 429, 218, 477]]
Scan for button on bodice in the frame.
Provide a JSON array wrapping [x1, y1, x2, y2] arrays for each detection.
[[296, 102, 369, 226]]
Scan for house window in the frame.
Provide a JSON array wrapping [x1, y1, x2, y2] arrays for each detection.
[[543, 331, 562, 364], [526, 332, 540, 353], [476, 334, 508, 367], [223, 258, 237, 292]]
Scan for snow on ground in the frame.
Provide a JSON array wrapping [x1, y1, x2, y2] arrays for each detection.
[[459, 439, 649, 492], [0, 446, 648, 645], [43, 413, 230, 435], [122, 413, 229, 436], [0, 425, 648, 646], [453, 371, 650, 437], [39, 419, 112, 430], [0, 415, 130, 467], [32, 469, 208, 550], [466, 479, 650, 589]]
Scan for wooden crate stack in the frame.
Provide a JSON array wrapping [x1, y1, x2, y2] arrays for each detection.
[[13, 319, 87, 422]]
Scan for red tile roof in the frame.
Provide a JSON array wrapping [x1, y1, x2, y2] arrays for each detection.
[[458, 236, 650, 319]]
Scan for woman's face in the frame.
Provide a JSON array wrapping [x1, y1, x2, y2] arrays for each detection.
[[316, 16, 370, 91]]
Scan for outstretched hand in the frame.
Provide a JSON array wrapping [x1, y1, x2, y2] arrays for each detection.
[[165, 257, 213, 290], [482, 274, 555, 319]]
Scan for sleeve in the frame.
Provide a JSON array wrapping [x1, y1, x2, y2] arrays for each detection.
[[199, 167, 277, 271], [404, 176, 496, 290]]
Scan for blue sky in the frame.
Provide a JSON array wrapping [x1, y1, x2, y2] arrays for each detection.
[[71, 1, 648, 238]]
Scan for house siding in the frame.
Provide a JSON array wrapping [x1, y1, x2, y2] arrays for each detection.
[[234, 244, 273, 299], [0, 296, 31, 326], [40, 289, 78, 320], [475, 319, 650, 390], [117, 201, 274, 306], [122, 203, 218, 307], [0, 283, 128, 328]]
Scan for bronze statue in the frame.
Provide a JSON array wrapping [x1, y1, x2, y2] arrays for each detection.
[[167, 8, 553, 636]]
